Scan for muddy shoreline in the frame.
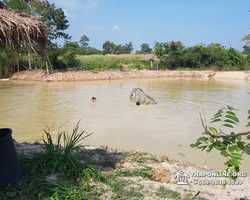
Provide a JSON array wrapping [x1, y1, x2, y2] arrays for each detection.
[[8, 69, 250, 82]]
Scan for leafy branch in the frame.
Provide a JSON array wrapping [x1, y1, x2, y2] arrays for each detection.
[[191, 105, 250, 188]]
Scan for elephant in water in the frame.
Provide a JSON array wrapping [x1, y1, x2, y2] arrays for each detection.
[[129, 88, 157, 105]]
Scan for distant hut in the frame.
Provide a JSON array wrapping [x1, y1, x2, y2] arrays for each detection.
[[139, 54, 162, 69], [0, 1, 50, 72]]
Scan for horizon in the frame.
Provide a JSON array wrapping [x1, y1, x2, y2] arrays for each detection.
[[49, 0, 250, 52]]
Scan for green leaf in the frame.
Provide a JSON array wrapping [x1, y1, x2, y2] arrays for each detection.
[[202, 131, 209, 135], [247, 115, 250, 120], [209, 127, 218, 137], [210, 119, 221, 123], [247, 135, 250, 140], [246, 122, 250, 127], [223, 123, 234, 128], [197, 137, 208, 143], [227, 105, 236, 110], [190, 142, 202, 148], [221, 150, 228, 157], [209, 137, 215, 143], [208, 144, 216, 149], [229, 153, 243, 160], [225, 115, 239, 122], [237, 142, 245, 150], [236, 136, 242, 142], [228, 159, 242, 168], [244, 146, 250, 154], [224, 119, 238, 125], [206, 149, 211, 153], [211, 113, 222, 119], [228, 146, 241, 153], [248, 109, 250, 115], [201, 145, 208, 150], [226, 111, 236, 116], [216, 144, 227, 150]]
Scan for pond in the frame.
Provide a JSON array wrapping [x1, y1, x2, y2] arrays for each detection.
[[1, 77, 250, 173]]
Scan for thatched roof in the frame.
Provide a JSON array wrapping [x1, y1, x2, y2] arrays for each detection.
[[140, 54, 162, 62], [0, 1, 50, 51]]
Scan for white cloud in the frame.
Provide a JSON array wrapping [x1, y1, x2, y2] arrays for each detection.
[[113, 25, 121, 30], [63, 9, 76, 19]]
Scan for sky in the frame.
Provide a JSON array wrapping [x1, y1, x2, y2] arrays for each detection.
[[49, 0, 250, 52]]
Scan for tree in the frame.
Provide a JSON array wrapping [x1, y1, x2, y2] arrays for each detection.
[[3, 0, 72, 73], [113, 44, 121, 55], [79, 35, 89, 47], [3, 0, 30, 12], [242, 45, 250, 54], [140, 43, 152, 54], [30, 0, 71, 41], [102, 41, 115, 55], [121, 42, 133, 54], [63, 42, 79, 49], [154, 41, 164, 57]]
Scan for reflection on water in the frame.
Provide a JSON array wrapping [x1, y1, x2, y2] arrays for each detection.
[[1, 77, 250, 173]]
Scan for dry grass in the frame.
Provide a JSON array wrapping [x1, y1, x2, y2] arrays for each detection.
[[0, 2, 49, 51], [76, 54, 144, 65]]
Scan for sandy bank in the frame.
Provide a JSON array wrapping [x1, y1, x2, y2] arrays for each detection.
[[9, 69, 250, 82]]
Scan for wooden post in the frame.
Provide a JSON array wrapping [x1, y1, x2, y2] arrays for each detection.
[[46, 61, 49, 75], [28, 49, 31, 70], [17, 59, 19, 73]]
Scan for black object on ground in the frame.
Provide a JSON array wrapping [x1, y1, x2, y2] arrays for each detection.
[[0, 128, 22, 187]]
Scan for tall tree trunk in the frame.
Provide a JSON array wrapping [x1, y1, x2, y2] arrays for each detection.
[[28, 49, 31, 70], [16, 50, 19, 73], [44, 50, 53, 73]]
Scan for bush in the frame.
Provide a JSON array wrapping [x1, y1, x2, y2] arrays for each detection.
[[225, 48, 247, 70]]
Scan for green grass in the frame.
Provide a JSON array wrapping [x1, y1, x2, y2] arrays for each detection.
[[76, 54, 144, 65], [0, 121, 100, 200], [155, 186, 206, 200], [106, 179, 144, 200], [114, 166, 152, 179], [76, 54, 150, 71]]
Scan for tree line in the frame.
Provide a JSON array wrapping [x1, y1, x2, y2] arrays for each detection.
[[0, 0, 250, 78]]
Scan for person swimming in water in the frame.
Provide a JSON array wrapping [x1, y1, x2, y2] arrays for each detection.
[[92, 97, 97, 102]]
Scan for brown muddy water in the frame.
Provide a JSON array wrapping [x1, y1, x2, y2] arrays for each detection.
[[1, 77, 250, 173]]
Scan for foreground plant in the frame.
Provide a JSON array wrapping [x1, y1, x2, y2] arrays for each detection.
[[0, 121, 102, 200], [191, 105, 250, 188], [42, 120, 93, 161]]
